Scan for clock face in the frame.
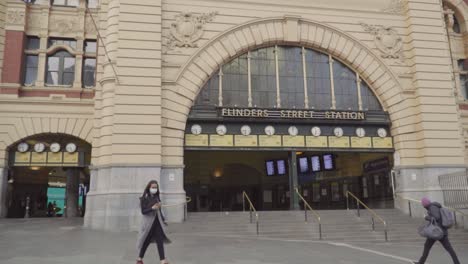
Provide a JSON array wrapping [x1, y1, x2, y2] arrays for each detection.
[[50, 143, 61, 153], [191, 124, 202, 135], [311, 126, 321, 137], [377, 128, 387, 138], [17, 143, 29, 153], [66, 143, 77, 153], [34, 143, 46, 153], [288, 126, 299, 136], [216, 125, 227, 136], [240, 125, 251, 136], [334, 127, 344, 137], [265, 126, 275, 136], [355, 128, 366, 138]]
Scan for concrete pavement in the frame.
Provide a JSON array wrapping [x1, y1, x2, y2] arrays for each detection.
[[0, 218, 466, 264]]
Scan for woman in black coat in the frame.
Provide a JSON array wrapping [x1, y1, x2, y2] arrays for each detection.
[[414, 197, 460, 264], [136, 180, 170, 264]]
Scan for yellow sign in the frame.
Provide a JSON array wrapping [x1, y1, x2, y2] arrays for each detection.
[[351, 137, 372, 148], [15, 152, 31, 163], [185, 134, 209, 146], [31, 152, 47, 164], [306, 136, 328, 148], [63, 152, 79, 163], [372, 137, 393, 148], [235, 135, 258, 147], [210, 135, 234, 147], [47, 152, 63, 163], [282, 136, 305, 147], [259, 135, 282, 147], [329, 136, 350, 148]]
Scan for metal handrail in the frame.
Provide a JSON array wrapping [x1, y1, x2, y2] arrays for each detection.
[[242, 191, 259, 235], [161, 196, 192, 221], [395, 193, 466, 228], [346, 191, 388, 241], [294, 188, 322, 240]]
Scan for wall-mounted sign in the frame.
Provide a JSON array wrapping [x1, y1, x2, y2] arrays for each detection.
[[15, 152, 31, 164], [13, 151, 82, 167], [282, 136, 305, 147], [210, 135, 234, 147], [372, 137, 393, 148], [31, 152, 47, 163], [47, 152, 63, 163], [220, 108, 366, 120], [63, 152, 79, 164], [329, 136, 350, 148], [234, 135, 258, 147], [351, 137, 372, 148], [306, 136, 328, 148], [185, 134, 209, 146], [259, 135, 282, 147]]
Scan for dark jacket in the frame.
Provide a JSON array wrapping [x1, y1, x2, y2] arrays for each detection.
[[424, 202, 448, 236]]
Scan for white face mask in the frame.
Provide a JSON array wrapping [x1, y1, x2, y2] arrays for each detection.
[[149, 188, 158, 195]]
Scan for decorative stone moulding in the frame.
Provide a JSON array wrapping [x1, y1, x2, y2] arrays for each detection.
[[381, 0, 406, 14], [164, 11, 218, 53], [6, 10, 25, 25], [49, 17, 78, 34], [360, 23, 404, 62]]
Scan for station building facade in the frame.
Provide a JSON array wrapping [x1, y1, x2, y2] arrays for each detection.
[[0, 0, 467, 231]]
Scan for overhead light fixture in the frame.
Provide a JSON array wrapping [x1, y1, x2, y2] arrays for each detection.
[[213, 169, 223, 178], [8, 178, 14, 184], [30, 166, 41, 171]]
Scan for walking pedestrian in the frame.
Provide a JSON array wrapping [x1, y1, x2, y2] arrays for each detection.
[[136, 180, 171, 264], [414, 197, 460, 264]]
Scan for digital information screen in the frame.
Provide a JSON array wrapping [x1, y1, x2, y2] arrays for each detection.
[[323, 154, 334, 170], [266, 161, 275, 176], [277, 160, 286, 175], [298, 157, 309, 173], [311, 156, 321, 172]]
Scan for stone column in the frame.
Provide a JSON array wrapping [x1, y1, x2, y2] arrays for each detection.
[[0, 168, 8, 217], [66, 168, 80, 217], [160, 166, 186, 223], [288, 151, 299, 210]]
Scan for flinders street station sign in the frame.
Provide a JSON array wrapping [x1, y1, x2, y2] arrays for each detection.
[[220, 108, 366, 120]]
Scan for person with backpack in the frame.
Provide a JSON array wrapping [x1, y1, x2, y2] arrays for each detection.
[[414, 197, 461, 264]]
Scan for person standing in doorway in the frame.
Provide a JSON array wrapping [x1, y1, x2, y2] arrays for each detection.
[[136, 180, 171, 264], [414, 197, 460, 264]]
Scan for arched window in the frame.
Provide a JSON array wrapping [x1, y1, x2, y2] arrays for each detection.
[[194, 45, 383, 112], [46, 51, 75, 86]]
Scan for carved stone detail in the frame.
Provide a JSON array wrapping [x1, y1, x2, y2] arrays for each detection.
[[381, 0, 405, 14], [27, 14, 42, 30], [50, 18, 77, 34], [361, 23, 404, 61], [85, 18, 98, 35], [164, 11, 218, 53], [6, 10, 25, 25]]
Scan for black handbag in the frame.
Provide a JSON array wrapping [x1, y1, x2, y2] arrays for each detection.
[[418, 218, 444, 240]]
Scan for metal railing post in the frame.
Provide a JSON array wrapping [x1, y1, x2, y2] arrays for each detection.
[[319, 222, 322, 240], [250, 209, 253, 223], [454, 212, 458, 229], [372, 217, 375, 231], [384, 223, 388, 242], [346, 193, 349, 210], [243, 196, 245, 212], [305, 209, 308, 222], [256, 213, 259, 236], [356, 200, 360, 217], [408, 200, 412, 217], [184, 202, 187, 221]]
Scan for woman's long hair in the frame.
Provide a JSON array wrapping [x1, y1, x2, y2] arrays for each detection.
[[141, 180, 160, 200]]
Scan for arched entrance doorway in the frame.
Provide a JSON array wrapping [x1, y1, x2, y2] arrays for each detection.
[[184, 45, 394, 212], [6, 134, 91, 218]]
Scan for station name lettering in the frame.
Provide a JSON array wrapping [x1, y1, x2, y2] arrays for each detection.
[[220, 108, 366, 120]]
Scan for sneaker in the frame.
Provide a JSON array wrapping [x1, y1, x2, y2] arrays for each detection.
[[136, 260, 144, 264]]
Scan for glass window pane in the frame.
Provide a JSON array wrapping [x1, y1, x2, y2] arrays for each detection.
[[62, 73, 74, 85], [87, 0, 99, 8], [68, 0, 79, 6], [83, 58, 96, 87], [222, 54, 248, 107], [48, 38, 77, 49], [461, 74, 468, 100], [278, 46, 304, 108], [64, 57, 75, 72], [306, 49, 331, 109], [47, 57, 60, 71], [251, 47, 277, 108], [85, 41, 97, 53], [53, 0, 66, 5], [26, 37, 40, 50], [361, 81, 382, 111], [47, 72, 59, 85], [333, 60, 358, 110], [195, 74, 219, 107]]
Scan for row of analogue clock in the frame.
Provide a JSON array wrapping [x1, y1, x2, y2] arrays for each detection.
[[191, 124, 388, 138], [16, 142, 78, 153]]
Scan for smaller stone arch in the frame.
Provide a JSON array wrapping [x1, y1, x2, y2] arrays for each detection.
[[443, 0, 468, 32]]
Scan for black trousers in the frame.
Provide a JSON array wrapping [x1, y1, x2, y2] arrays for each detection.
[[418, 235, 460, 264], [139, 217, 166, 260], [139, 235, 165, 260]]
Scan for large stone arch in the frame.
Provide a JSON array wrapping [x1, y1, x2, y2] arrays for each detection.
[[162, 16, 408, 166], [0, 116, 94, 166]]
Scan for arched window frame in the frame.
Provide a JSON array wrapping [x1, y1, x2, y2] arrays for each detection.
[[195, 45, 383, 112]]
